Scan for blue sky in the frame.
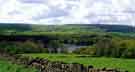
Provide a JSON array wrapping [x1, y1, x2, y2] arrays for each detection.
[[0, 0, 135, 26]]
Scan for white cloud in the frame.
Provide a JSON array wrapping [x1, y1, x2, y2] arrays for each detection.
[[0, 0, 135, 26]]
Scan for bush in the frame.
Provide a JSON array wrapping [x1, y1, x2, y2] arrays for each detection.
[[73, 46, 96, 55], [122, 48, 135, 58]]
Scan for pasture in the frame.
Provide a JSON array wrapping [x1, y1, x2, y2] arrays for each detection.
[[23, 53, 135, 72], [0, 59, 38, 72]]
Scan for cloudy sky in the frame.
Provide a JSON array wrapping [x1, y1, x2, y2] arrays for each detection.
[[0, 0, 135, 26]]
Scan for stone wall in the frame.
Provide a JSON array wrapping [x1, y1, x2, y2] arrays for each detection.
[[0, 52, 127, 72]]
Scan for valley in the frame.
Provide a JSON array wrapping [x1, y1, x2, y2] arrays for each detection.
[[0, 24, 135, 72]]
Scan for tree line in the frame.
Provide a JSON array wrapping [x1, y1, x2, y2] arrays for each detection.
[[0, 32, 135, 58], [73, 38, 135, 58]]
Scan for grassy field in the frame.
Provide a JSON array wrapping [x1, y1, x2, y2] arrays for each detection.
[[0, 59, 38, 72], [23, 53, 135, 72]]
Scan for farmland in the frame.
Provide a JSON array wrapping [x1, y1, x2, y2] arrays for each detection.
[[23, 53, 135, 72], [0, 59, 38, 72]]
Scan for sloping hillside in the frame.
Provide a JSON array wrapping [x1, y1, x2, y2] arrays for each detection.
[[0, 23, 134, 33], [0, 23, 32, 32]]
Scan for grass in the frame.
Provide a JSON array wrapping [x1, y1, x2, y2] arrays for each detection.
[[23, 53, 135, 72], [0, 59, 38, 72]]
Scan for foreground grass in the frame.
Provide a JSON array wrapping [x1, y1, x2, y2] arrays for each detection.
[[0, 59, 38, 72], [23, 53, 135, 72]]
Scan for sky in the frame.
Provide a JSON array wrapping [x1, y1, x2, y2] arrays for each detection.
[[0, 0, 135, 26]]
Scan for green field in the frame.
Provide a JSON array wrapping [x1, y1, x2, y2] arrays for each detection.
[[0, 59, 38, 72], [23, 53, 135, 72]]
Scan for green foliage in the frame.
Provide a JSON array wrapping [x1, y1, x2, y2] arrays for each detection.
[[0, 41, 48, 54], [122, 48, 135, 58], [1, 31, 135, 58], [0, 24, 135, 58], [73, 46, 96, 55], [47, 40, 68, 53], [73, 38, 135, 58]]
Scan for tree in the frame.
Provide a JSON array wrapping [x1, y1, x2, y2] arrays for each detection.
[[48, 40, 64, 53]]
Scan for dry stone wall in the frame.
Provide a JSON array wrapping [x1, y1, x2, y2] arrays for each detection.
[[0, 52, 127, 72]]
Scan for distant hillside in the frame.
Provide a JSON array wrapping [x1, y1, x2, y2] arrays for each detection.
[[90, 24, 135, 33], [0, 23, 134, 33], [30, 24, 135, 33], [0, 23, 32, 32], [31, 24, 104, 32]]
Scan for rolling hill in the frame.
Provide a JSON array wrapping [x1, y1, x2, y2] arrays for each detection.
[[0, 23, 134, 33]]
